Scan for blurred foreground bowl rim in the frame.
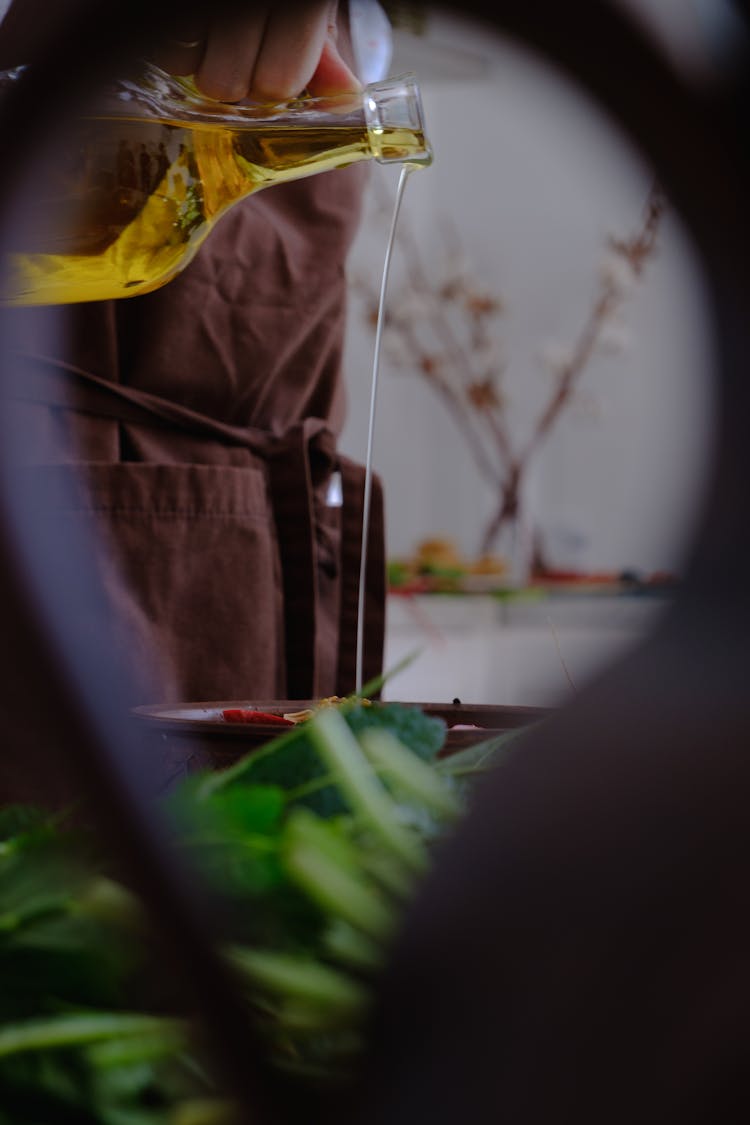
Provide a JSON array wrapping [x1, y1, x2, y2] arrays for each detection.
[[130, 699, 549, 739]]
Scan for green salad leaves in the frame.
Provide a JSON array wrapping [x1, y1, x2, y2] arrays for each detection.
[[0, 699, 529, 1123]]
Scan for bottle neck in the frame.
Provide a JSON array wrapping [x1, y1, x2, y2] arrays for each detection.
[[111, 64, 432, 169], [363, 73, 432, 167]]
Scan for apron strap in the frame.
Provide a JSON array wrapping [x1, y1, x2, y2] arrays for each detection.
[[266, 419, 338, 699], [6, 351, 279, 453], [5, 352, 346, 700], [337, 455, 386, 696]]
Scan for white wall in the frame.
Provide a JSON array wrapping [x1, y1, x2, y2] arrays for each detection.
[[339, 10, 717, 578], [382, 593, 669, 707]]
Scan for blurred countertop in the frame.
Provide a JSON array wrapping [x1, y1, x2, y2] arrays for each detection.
[[382, 590, 672, 708]]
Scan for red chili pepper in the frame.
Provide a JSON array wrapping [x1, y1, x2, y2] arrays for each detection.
[[222, 708, 294, 726]]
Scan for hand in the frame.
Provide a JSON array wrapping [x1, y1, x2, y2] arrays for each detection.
[[154, 1, 362, 103]]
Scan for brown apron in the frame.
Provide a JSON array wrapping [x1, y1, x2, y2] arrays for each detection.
[[0, 154, 386, 806]]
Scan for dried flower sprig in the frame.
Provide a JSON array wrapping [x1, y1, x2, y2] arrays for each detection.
[[350, 180, 666, 564]]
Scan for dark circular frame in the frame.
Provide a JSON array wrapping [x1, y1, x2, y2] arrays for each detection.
[[0, 1, 748, 1120]]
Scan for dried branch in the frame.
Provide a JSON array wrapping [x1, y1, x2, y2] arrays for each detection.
[[351, 176, 666, 565], [522, 183, 666, 463]]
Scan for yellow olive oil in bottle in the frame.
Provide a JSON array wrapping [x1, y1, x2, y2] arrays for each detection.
[[1, 66, 431, 306]]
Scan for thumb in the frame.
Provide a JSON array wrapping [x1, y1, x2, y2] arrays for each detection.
[[306, 30, 363, 96]]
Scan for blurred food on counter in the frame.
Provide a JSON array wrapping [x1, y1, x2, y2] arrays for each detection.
[[388, 536, 680, 596]]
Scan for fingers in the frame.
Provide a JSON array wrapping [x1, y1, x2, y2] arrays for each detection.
[[193, 6, 270, 102], [152, 1, 361, 105], [250, 1, 332, 102], [151, 15, 209, 78]]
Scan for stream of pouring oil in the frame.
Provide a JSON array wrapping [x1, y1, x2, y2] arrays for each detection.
[[355, 164, 414, 694]]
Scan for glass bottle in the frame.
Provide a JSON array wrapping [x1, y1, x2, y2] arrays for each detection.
[[0, 63, 431, 306]]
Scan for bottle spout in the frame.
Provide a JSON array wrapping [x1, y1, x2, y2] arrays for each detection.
[[363, 73, 433, 167]]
